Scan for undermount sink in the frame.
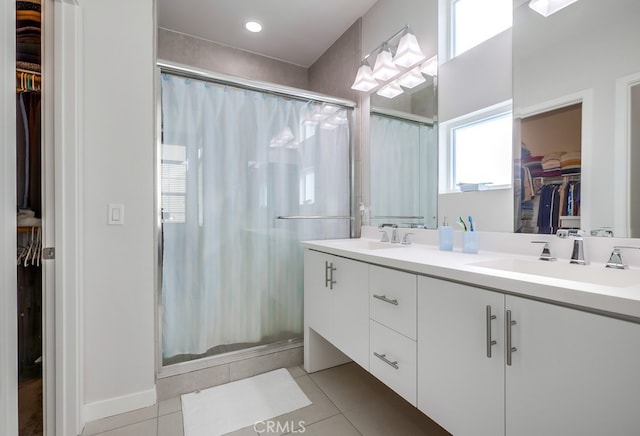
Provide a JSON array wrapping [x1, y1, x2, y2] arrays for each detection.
[[469, 258, 640, 288], [330, 239, 405, 251]]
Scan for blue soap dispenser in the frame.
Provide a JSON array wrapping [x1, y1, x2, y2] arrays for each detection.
[[439, 216, 453, 251]]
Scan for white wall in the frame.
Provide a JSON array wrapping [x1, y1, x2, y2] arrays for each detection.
[[81, 0, 156, 420], [439, 29, 512, 122], [437, 16, 513, 232], [514, 0, 640, 234]]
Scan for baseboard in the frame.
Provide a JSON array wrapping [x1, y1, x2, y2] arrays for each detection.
[[83, 387, 157, 423]]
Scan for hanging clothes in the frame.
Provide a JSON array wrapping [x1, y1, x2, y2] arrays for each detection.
[[16, 92, 42, 215]]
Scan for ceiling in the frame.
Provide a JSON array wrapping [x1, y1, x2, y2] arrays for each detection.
[[157, 0, 379, 68]]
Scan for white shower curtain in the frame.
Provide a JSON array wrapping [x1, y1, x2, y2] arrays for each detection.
[[160, 74, 351, 360], [370, 114, 434, 225]]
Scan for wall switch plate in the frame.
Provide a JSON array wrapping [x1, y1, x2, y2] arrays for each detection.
[[108, 203, 124, 225]]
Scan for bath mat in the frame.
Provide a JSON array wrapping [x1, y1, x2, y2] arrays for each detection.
[[181, 368, 311, 436]]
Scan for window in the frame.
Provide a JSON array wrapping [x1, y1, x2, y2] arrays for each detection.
[[160, 144, 187, 223], [441, 103, 513, 192], [451, 0, 512, 57]]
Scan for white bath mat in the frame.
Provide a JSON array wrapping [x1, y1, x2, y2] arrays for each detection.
[[181, 368, 311, 436]]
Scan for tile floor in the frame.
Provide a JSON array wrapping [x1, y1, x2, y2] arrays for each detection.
[[81, 363, 451, 436]]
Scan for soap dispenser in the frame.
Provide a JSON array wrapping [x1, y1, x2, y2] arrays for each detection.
[[439, 216, 453, 251]]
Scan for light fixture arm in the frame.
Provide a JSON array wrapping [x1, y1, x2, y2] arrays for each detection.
[[361, 24, 409, 63]]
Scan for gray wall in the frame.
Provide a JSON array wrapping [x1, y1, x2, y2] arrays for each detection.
[[157, 28, 309, 89]]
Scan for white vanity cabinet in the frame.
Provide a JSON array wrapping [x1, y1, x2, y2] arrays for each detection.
[[418, 275, 640, 436], [303, 249, 370, 370], [505, 295, 640, 436], [417, 276, 505, 436], [369, 266, 418, 405]]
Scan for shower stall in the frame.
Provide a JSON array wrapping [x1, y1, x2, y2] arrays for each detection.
[[157, 64, 354, 369]]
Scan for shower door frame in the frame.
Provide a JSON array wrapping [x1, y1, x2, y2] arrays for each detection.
[[154, 60, 357, 378]]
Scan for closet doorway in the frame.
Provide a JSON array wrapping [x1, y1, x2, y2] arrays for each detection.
[[15, 0, 55, 434], [516, 103, 582, 234]]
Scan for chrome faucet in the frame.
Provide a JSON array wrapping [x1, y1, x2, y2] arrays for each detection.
[[591, 227, 614, 237], [391, 226, 400, 244], [606, 246, 640, 269], [531, 241, 556, 261], [570, 236, 589, 265], [379, 223, 399, 243]]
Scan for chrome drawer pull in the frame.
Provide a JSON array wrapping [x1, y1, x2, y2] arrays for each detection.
[[486, 305, 497, 358], [506, 310, 518, 366], [373, 352, 399, 369], [373, 294, 399, 306]]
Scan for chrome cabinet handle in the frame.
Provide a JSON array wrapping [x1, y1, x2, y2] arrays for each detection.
[[373, 352, 399, 369], [486, 305, 497, 358], [324, 261, 336, 290], [373, 294, 399, 306], [506, 310, 517, 366]]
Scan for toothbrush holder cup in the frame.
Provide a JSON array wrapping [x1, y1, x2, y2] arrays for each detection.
[[463, 232, 478, 254]]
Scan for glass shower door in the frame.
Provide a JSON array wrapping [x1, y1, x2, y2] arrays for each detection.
[[159, 73, 351, 366]]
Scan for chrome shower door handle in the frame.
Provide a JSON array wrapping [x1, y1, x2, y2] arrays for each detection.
[[506, 310, 517, 366], [486, 305, 497, 358]]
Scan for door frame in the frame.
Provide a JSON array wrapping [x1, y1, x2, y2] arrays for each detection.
[[1, 1, 84, 435], [1, 0, 19, 434]]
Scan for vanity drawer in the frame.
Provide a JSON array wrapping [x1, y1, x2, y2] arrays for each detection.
[[370, 320, 417, 406], [370, 266, 417, 340]]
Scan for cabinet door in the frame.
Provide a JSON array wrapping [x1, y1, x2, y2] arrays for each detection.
[[303, 250, 333, 340], [417, 277, 505, 436], [331, 256, 370, 370], [506, 296, 640, 436]]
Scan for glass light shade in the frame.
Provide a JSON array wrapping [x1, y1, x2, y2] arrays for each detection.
[[420, 55, 438, 77], [350, 63, 378, 92], [372, 46, 400, 81], [397, 69, 426, 89], [529, 0, 579, 17], [393, 31, 426, 68], [376, 81, 404, 99]]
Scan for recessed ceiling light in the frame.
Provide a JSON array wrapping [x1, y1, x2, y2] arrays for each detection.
[[245, 21, 263, 33]]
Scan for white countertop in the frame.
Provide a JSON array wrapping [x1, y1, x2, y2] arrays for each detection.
[[301, 235, 640, 321]]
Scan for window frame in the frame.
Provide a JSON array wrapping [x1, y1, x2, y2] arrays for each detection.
[[440, 101, 513, 193], [448, 0, 512, 59]]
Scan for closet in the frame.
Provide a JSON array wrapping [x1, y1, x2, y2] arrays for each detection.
[[16, 0, 44, 434], [516, 103, 582, 234]]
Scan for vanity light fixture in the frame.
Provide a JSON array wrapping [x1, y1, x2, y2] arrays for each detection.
[[372, 43, 400, 81], [376, 81, 404, 99], [528, 0, 580, 17], [396, 69, 426, 89], [350, 25, 435, 98], [351, 60, 379, 92], [245, 20, 263, 33], [393, 28, 426, 68], [420, 55, 438, 77]]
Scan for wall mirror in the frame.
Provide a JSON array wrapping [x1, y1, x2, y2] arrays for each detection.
[[368, 81, 438, 229], [362, 0, 439, 230], [513, 0, 640, 237]]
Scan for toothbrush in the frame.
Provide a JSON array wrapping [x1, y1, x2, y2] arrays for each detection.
[[468, 215, 475, 232], [457, 216, 468, 231]]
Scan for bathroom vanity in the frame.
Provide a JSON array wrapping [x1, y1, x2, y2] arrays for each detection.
[[302, 228, 640, 436]]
